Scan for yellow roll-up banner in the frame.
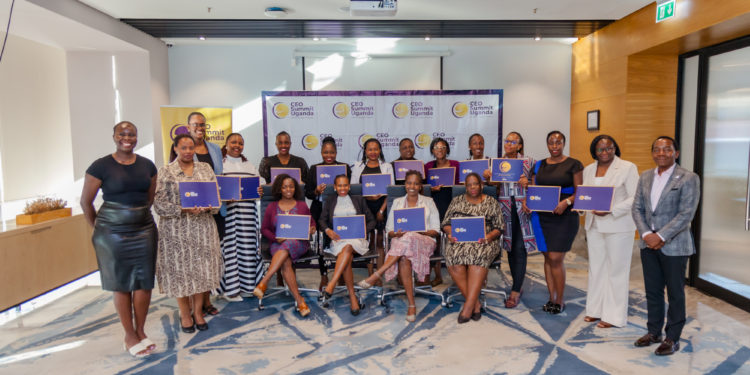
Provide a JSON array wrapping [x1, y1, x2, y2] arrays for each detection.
[[160, 106, 232, 165]]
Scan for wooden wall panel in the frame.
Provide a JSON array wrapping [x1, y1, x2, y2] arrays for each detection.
[[570, 0, 750, 174]]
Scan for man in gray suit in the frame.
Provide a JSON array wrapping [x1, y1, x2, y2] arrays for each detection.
[[631, 136, 700, 356]]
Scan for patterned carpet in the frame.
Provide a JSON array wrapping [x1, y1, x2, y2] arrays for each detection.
[[1, 251, 750, 374]]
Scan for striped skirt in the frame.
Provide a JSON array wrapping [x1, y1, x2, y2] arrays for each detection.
[[219, 201, 263, 295]]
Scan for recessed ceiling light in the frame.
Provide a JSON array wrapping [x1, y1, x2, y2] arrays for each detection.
[[424, 36, 431, 41], [264, 7, 287, 18], [313, 37, 320, 41], [198, 35, 206, 41], [534, 36, 541, 41]]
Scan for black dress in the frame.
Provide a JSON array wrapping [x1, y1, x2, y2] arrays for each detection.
[[533, 157, 583, 253], [360, 164, 387, 230], [258, 154, 310, 186], [86, 155, 158, 291]]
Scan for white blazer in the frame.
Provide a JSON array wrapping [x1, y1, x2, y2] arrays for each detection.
[[385, 194, 441, 242], [351, 160, 395, 185], [583, 156, 639, 233]]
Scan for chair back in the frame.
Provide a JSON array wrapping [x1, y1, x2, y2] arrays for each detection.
[[386, 185, 432, 212]]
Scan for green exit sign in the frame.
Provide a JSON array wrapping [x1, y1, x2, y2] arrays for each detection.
[[656, 0, 675, 23]]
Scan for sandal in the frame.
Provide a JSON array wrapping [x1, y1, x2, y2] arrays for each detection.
[[252, 282, 268, 299], [597, 321, 614, 328], [124, 341, 150, 358], [542, 300, 554, 312], [296, 300, 311, 317], [583, 316, 600, 322], [505, 290, 522, 309], [549, 303, 565, 315], [139, 338, 156, 352], [406, 305, 417, 322], [202, 305, 219, 316]]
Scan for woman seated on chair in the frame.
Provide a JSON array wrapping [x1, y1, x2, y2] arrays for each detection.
[[254, 174, 316, 317], [358, 170, 440, 323], [442, 172, 503, 324], [319, 174, 377, 316]]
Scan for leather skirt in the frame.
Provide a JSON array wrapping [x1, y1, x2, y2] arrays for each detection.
[[92, 201, 157, 292]]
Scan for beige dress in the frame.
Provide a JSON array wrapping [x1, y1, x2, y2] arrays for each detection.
[[154, 161, 223, 297]]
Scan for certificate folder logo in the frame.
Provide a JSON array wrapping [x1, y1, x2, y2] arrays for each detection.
[[578, 195, 592, 201], [280, 224, 292, 229], [336, 225, 348, 231], [185, 192, 198, 197], [530, 195, 541, 200], [500, 161, 512, 173], [429, 176, 439, 180], [397, 218, 408, 223], [365, 182, 376, 187], [462, 169, 472, 174], [455, 227, 467, 233]]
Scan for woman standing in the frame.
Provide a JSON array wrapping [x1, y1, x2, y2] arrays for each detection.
[[423, 137, 459, 285], [81, 121, 158, 357], [468, 133, 489, 160], [187, 112, 224, 316], [259, 131, 310, 186], [484, 132, 537, 308], [351, 138, 395, 272], [305, 136, 352, 291], [219, 133, 265, 302], [525, 131, 583, 315], [154, 134, 223, 333], [358, 171, 440, 322], [392, 138, 418, 186], [254, 174, 316, 317], [442, 173, 503, 323], [583, 135, 639, 328], [319, 174, 377, 315]]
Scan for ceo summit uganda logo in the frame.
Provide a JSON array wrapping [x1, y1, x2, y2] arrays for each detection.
[[414, 133, 432, 149], [392, 102, 409, 119], [272, 102, 290, 119], [332, 102, 349, 119], [451, 102, 469, 118], [302, 134, 319, 150]]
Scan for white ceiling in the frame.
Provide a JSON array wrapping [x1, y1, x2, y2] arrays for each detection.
[[77, 0, 653, 21]]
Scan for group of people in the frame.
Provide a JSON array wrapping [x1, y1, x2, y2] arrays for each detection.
[[80, 112, 700, 358]]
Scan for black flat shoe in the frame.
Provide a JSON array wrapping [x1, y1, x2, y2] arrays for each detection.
[[350, 302, 365, 316], [457, 314, 471, 324], [181, 317, 195, 333], [542, 300, 554, 312], [549, 303, 565, 315], [193, 315, 209, 331], [471, 311, 482, 321]]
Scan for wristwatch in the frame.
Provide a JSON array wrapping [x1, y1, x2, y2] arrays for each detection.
[[565, 198, 572, 206]]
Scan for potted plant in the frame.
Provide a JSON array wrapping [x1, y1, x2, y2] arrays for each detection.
[[15, 197, 72, 225]]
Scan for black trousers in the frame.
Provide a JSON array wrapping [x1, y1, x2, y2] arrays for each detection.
[[640, 248, 689, 341], [507, 196, 527, 293]]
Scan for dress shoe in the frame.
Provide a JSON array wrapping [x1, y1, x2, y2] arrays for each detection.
[[471, 311, 482, 321], [180, 316, 195, 333], [320, 291, 332, 307], [192, 316, 209, 331], [549, 303, 565, 315], [542, 300, 554, 312], [634, 333, 662, 347], [583, 316, 600, 322], [457, 314, 471, 324], [655, 338, 679, 356], [252, 282, 267, 299], [350, 302, 365, 316]]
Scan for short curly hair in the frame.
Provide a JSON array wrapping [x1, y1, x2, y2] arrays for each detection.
[[271, 174, 303, 201]]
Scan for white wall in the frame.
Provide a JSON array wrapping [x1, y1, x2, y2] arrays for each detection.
[[169, 44, 304, 167], [167, 39, 572, 166], [0, 34, 74, 202], [443, 42, 572, 160]]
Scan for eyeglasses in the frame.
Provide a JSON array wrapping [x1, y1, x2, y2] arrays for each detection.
[[596, 147, 614, 153], [504, 140, 519, 145]]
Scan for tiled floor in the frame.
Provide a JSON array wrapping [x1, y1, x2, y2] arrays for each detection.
[[2, 242, 750, 374]]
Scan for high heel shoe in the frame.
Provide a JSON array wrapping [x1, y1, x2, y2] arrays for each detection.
[[542, 300, 554, 312], [471, 311, 482, 321], [252, 282, 267, 299], [357, 272, 382, 290], [321, 290, 332, 307], [296, 300, 311, 317], [457, 314, 471, 324], [180, 316, 195, 333], [406, 305, 417, 322], [350, 302, 365, 316], [549, 303, 565, 315]]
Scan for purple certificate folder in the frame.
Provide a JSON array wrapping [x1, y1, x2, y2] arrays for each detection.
[[458, 159, 490, 183], [316, 165, 346, 186], [270, 168, 302, 184], [394, 207, 426, 232], [490, 158, 524, 183], [451, 216, 485, 242], [239, 176, 260, 200], [427, 167, 455, 187], [572, 185, 615, 212], [216, 176, 241, 201], [275, 214, 311, 240], [361, 173, 390, 196], [526, 186, 561, 212], [393, 160, 425, 180], [179, 181, 220, 208], [332, 215, 366, 240]]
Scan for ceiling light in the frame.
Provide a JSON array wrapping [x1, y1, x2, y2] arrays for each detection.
[[534, 36, 541, 41], [198, 35, 206, 41], [264, 7, 287, 18], [425, 36, 431, 41], [313, 37, 320, 41]]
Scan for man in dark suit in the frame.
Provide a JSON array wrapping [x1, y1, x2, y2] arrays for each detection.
[[631, 136, 700, 356]]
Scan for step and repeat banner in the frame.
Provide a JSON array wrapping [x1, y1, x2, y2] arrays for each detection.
[[160, 106, 233, 165], [261, 90, 503, 163]]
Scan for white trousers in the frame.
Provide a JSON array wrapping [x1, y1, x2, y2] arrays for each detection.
[[585, 229, 635, 327]]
